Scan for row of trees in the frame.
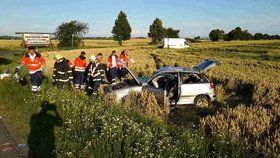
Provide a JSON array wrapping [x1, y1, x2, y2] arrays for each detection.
[[56, 11, 180, 47], [209, 27, 280, 41], [56, 10, 279, 47]]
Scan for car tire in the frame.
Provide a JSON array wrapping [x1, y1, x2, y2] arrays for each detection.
[[194, 95, 210, 108]]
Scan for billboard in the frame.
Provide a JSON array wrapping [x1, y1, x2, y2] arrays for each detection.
[[23, 34, 51, 46]]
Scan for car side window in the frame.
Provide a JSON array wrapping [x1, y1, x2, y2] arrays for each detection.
[[148, 75, 170, 89], [182, 73, 203, 84]]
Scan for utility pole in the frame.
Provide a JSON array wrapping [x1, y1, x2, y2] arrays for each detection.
[[71, 33, 74, 47]]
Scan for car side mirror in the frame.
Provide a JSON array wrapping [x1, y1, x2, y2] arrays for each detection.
[[142, 83, 148, 86]]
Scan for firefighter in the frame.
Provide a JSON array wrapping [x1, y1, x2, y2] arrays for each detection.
[[74, 51, 87, 90], [96, 53, 106, 83], [107, 50, 119, 84], [16, 46, 45, 93], [86, 55, 102, 95], [52, 54, 73, 89], [119, 49, 129, 81]]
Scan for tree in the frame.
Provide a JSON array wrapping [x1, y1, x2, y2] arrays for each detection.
[[165, 27, 180, 38], [225, 27, 253, 41], [56, 20, 89, 47], [112, 11, 132, 45], [194, 36, 201, 41], [241, 30, 253, 40], [209, 29, 225, 41], [148, 18, 165, 44]]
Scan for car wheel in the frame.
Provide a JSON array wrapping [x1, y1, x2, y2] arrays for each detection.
[[194, 95, 210, 108]]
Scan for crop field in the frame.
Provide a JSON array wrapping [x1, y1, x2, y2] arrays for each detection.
[[0, 39, 279, 157]]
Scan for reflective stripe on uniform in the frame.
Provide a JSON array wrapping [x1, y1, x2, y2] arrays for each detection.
[[75, 84, 80, 88], [57, 71, 66, 74], [74, 69, 85, 72], [31, 86, 41, 92], [58, 79, 69, 82], [29, 69, 42, 74], [28, 64, 40, 66]]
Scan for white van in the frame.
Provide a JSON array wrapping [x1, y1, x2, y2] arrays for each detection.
[[162, 38, 189, 48]]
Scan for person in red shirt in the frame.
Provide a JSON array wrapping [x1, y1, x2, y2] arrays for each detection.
[[17, 46, 45, 92], [107, 50, 119, 84], [74, 51, 87, 89], [119, 49, 129, 81]]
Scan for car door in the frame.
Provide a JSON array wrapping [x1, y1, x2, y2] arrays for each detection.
[[193, 60, 221, 74], [142, 74, 172, 104], [177, 72, 210, 104]]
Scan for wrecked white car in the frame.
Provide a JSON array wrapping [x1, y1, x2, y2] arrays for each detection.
[[104, 60, 221, 107]]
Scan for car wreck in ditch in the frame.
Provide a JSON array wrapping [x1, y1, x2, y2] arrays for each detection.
[[104, 59, 221, 107]]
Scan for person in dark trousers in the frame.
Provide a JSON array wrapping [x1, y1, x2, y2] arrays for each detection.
[[52, 54, 73, 89], [106, 50, 119, 84], [86, 55, 102, 95], [17, 46, 45, 93], [96, 53, 106, 83], [74, 51, 87, 90]]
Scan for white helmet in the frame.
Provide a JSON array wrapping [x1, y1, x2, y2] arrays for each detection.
[[54, 54, 63, 61], [89, 55, 96, 62]]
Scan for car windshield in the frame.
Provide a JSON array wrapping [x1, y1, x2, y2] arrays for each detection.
[[137, 76, 150, 84]]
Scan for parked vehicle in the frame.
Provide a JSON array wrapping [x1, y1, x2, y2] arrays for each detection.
[[104, 59, 221, 107], [162, 38, 189, 49]]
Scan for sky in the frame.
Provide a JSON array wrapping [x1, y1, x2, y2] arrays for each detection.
[[0, 0, 279, 38]]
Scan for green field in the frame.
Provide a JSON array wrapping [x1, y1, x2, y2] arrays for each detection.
[[0, 39, 279, 157]]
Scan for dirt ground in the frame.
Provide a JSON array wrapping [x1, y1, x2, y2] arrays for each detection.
[[0, 114, 27, 158]]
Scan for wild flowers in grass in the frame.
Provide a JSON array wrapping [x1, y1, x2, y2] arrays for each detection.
[[51, 90, 208, 158]]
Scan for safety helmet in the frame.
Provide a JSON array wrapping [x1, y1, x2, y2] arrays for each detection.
[[89, 55, 96, 62], [54, 54, 63, 61]]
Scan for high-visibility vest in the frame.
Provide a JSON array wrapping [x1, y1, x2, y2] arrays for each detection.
[[68, 60, 73, 69], [120, 52, 128, 67], [107, 55, 119, 69], [21, 53, 45, 74], [74, 56, 86, 72]]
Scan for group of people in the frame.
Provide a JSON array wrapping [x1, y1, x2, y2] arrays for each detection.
[[17, 46, 130, 96]]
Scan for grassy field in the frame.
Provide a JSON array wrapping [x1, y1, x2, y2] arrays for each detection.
[[0, 39, 279, 157]]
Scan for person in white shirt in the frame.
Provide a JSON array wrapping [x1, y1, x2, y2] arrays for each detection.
[[106, 50, 119, 84]]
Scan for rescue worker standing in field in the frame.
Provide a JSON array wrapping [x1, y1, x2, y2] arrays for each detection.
[[107, 50, 119, 84], [17, 46, 45, 93], [74, 51, 87, 90], [86, 55, 102, 95], [119, 49, 129, 81], [96, 53, 106, 83], [52, 54, 73, 89]]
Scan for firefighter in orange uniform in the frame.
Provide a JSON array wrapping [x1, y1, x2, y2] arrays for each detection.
[[119, 49, 129, 81], [74, 51, 87, 89], [17, 46, 45, 92]]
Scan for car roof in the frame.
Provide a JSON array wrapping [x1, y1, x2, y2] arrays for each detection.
[[154, 67, 200, 74]]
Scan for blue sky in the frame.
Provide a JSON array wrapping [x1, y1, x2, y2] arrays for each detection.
[[0, 0, 279, 37]]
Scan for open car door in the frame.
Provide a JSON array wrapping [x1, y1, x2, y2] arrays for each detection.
[[193, 60, 221, 74], [142, 74, 173, 105]]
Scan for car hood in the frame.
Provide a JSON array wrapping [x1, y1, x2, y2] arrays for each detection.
[[117, 58, 141, 85]]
